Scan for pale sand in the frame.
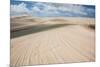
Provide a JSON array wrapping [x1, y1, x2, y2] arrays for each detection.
[[11, 16, 95, 31], [10, 16, 95, 66]]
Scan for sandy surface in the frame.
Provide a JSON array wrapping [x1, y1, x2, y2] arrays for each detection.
[[10, 16, 95, 66], [11, 16, 95, 31]]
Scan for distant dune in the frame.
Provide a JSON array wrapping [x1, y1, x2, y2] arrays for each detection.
[[11, 16, 95, 32], [11, 16, 95, 66]]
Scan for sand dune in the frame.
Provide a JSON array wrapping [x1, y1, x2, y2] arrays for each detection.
[[10, 16, 95, 66], [11, 16, 95, 31]]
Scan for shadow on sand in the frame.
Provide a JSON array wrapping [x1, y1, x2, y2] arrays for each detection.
[[11, 24, 70, 38]]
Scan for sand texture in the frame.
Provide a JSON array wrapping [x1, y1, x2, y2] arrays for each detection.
[[10, 16, 95, 66]]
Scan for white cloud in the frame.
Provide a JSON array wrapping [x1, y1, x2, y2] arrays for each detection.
[[11, 2, 94, 17], [58, 5, 87, 15], [30, 2, 88, 16], [10, 3, 30, 16], [31, 3, 59, 16]]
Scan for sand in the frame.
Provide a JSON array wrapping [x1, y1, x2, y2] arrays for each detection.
[[10, 16, 95, 66]]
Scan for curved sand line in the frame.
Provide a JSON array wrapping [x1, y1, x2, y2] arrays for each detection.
[[11, 24, 95, 66]]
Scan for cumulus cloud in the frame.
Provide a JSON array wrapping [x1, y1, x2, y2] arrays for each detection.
[[30, 2, 89, 16], [10, 3, 30, 16], [10, 1, 95, 17], [58, 5, 87, 15]]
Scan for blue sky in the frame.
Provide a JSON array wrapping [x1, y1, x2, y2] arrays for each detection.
[[10, 0, 95, 18]]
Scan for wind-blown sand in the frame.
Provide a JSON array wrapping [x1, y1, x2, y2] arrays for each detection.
[[10, 16, 95, 66]]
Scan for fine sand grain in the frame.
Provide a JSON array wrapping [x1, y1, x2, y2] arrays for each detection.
[[10, 16, 95, 66]]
